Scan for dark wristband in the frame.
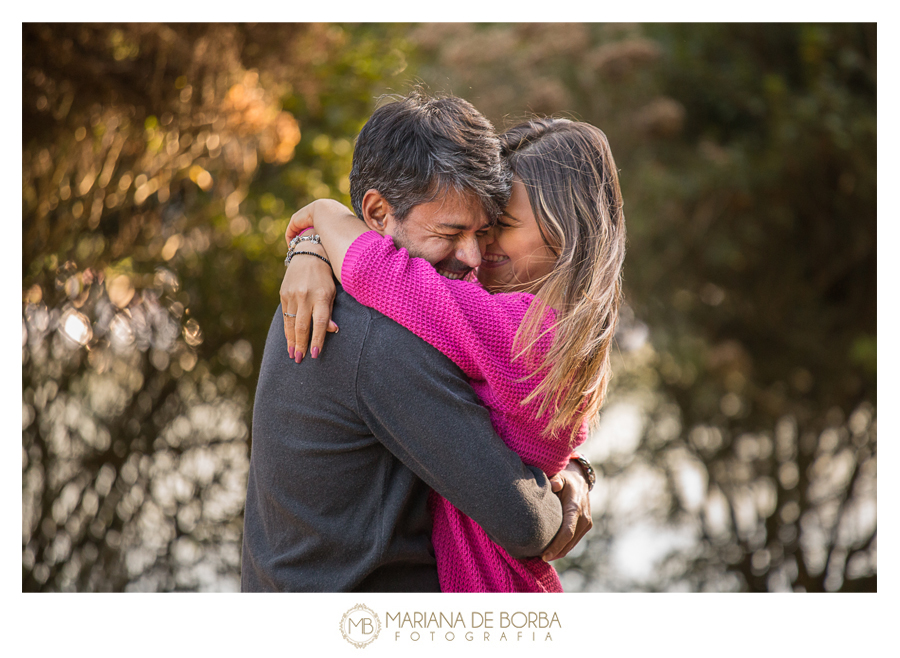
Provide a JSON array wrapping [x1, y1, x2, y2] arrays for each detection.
[[570, 452, 595, 491]]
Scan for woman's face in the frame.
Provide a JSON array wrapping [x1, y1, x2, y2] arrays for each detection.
[[477, 178, 558, 293]]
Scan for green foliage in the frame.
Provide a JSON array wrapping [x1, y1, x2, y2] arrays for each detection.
[[23, 23, 876, 592], [410, 22, 876, 591], [22, 23, 415, 591]]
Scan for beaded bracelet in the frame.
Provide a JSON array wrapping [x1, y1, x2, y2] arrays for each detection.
[[292, 232, 321, 247], [285, 233, 322, 266], [287, 250, 331, 267]]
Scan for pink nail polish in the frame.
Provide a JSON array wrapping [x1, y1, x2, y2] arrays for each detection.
[[333, 324, 339, 333], [311, 346, 319, 359], [289, 345, 295, 359], [296, 352, 303, 364]]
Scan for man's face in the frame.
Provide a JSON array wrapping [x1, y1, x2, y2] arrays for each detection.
[[382, 190, 492, 280]]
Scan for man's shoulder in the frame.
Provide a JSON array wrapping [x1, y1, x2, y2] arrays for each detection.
[[333, 288, 468, 388], [335, 286, 440, 347], [333, 285, 404, 330], [351, 300, 462, 368]]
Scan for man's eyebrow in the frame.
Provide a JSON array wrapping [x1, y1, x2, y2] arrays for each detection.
[[435, 222, 491, 231]]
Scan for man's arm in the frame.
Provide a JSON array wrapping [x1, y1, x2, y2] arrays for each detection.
[[355, 312, 563, 558]]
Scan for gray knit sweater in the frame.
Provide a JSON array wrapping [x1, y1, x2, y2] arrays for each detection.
[[241, 288, 563, 592]]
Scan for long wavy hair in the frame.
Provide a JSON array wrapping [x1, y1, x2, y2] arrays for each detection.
[[500, 118, 626, 443]]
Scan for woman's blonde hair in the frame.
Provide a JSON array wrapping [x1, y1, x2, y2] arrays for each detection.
[[501, 118, 626, 443]]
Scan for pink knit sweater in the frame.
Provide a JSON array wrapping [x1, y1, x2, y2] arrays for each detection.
[[342, 231, 587, 592]]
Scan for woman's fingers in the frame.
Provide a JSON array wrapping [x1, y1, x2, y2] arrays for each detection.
[[292, 296, 314, 362], [280, 285, 313, 362], [308, 298, 337, 360], [281, 208, 336, 361], [285, 207, 315, 244], [283, 313, 296, 360], [280, 285, 297, 358]]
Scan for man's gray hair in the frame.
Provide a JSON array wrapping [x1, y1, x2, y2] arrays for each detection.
[[349, 90, 511, 222]]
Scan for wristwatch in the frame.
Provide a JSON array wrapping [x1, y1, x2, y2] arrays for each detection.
[[570, 452, 596, 491]]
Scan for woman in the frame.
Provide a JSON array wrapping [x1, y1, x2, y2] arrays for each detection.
[[281, 118, 625, 591]]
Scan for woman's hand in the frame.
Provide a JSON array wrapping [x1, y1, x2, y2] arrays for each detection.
[[285, 198, 352, 245], [280, 197, 365, 360], [280, 247, 338, 362]]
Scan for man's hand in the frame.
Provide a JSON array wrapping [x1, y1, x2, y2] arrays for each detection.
[[541, 460, 593, 561]]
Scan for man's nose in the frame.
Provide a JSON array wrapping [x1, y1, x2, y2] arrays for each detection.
[[456, 235, 483, 269]]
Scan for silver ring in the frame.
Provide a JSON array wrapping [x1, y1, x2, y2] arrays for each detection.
[[283, 312, 297, 318]]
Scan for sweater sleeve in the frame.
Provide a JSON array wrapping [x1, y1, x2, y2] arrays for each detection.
[[355, 312, 563, 558], [342, 231, 555, 412]]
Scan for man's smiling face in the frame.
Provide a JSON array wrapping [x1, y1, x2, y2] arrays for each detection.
[[383, 189, 492, 280]]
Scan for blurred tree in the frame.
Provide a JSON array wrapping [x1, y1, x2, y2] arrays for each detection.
[[409, 22, 876, 591], [629, 23, 876, 593], [23, 22, 876, 593], [22, 23, 414, 591]]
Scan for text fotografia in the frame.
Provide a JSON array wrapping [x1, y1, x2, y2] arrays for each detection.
[[386, 611, 561, 642]]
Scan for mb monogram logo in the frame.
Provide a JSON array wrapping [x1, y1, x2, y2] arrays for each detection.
[[339, 604, 382, 648]]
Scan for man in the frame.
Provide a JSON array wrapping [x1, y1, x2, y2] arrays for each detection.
[[241, 91, 592, 592]]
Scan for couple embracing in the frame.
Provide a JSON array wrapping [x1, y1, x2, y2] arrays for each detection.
[[242, 90, 625, 592]]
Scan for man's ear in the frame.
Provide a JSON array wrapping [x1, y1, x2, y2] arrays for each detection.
[[360, 189, 393, 233]]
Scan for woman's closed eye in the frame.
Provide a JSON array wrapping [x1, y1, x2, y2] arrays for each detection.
[[497, 212, 521, 230]]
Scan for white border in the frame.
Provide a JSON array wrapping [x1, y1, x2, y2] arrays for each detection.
[[9, 8, 891, 656]]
